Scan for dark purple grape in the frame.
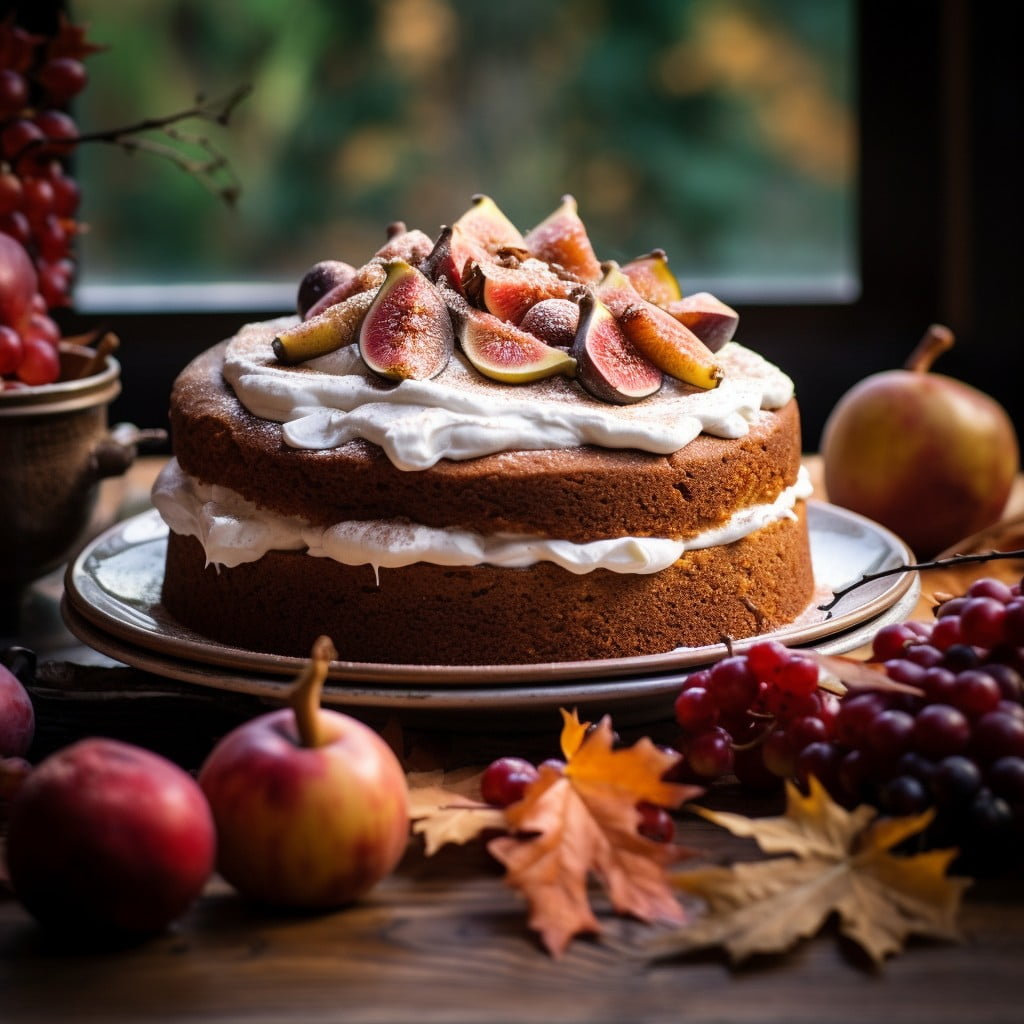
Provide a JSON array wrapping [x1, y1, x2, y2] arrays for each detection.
[[794, 741, 843, 795], [896, 750, 938, 784], [972, 710, 1024, 762], [865, 708, 916, 764], [929, 755, 983, 806], [987, 755, 1024, 802], [968, 788, 1015, 838], [940, 643, 981, 672], [913, 704, 971, 758], [879, 774, 931, 815]]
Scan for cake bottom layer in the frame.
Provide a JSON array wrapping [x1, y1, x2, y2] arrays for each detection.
[[160, 507, 814, 665]]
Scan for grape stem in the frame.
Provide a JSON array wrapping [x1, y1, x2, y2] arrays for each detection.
[[11, 84, 252, 206], [818, 548, 1024, 616]]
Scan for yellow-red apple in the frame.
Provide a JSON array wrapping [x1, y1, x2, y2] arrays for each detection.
[[198, 637, 409, 909], [821, 325, 1019, 557], [4, 738, 216, 935]]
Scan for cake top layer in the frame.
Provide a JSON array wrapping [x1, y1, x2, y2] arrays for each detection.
[[223, 318, 795, 471]]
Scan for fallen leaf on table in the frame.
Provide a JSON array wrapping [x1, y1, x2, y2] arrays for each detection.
[[488, 709, 703, 957], [407, 767, 507, 855], [641, 777, 970, 967]]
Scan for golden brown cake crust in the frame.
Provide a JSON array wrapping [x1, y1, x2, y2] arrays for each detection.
[[168, 341, 804, 543], [161, 507, 814, 665]]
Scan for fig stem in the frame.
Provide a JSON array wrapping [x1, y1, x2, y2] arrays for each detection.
[[289, 636, 338, 749], [904, 323, 955, 373]]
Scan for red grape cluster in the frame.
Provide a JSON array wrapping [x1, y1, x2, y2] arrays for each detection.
[[0, 15, 99, 389], [671, 574, 1024, 865], [672, 639, 840, 789]]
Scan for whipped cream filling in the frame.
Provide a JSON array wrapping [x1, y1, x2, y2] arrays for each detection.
[[152, 460, 813, 577], [223, 320, 795, 471]]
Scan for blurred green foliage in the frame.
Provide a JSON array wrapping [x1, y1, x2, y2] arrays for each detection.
[[72, 0, 853, 296]]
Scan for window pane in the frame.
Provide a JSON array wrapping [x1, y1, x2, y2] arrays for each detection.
[[71, 0, 855, 310]]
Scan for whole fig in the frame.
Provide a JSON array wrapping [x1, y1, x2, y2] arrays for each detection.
[[820, 325, 1019, 557]]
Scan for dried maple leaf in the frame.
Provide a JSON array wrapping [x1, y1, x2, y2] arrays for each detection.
[[642, 777, 970, 967], [487, 709, 702, 957], [407, 768, 506, 856]]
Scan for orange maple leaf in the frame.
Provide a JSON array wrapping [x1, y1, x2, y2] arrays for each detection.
[[487, 709, 702, 957]]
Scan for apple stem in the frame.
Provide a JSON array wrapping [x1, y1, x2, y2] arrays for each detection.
[[289, 635, 338, 749], [904, 324, 955, 373]]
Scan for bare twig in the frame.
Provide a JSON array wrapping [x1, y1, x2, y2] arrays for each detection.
[[818, 548, 1024, 616], [12, 84, 251, 206]]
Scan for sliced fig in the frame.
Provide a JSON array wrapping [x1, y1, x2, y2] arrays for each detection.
[[449, 296, 577, 384], [617, 299, 723, 391], [572, 292, 661, 404], [273, 289, 376, 365], [358, 260, 453, 381], [453, 193, 524, 255], [462, 258, 578, 324], [297, 260, 357, 319], [663, 291, 739, 353], [523, 194, 602, 283], [518, 298, 581, 349], [595, 259, 645, 316], [621, 249, 682, 306], [445, 194, 526, 284]]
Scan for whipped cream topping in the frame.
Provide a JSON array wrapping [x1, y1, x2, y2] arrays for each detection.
[[223, 319, 795, 471], [152, 460, 813, 577]]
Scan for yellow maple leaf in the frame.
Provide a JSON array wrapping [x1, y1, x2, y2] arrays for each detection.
[[488, 710, 702, 957], [642, 776, 971, 967], [407, 769, 507, 856]]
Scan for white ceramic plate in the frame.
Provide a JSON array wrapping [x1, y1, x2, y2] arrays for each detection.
[[62, 502, 919, 720]]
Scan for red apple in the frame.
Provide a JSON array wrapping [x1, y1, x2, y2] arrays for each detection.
[[198, 636, 409, 909], [0, 661, 34, 757], [4, 738, 216, 935], [821, 325, 1020, 557], [0, 231, 36, 327]]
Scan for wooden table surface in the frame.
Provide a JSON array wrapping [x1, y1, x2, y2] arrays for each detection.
[[2, 458, 1023, 1024]]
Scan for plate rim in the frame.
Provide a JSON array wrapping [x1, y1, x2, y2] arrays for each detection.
[[61, 577, 922, 721], [64, 499, 917, 686]]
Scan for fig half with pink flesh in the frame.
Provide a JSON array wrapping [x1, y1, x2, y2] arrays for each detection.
[[523, 194, 602, 283], [358, 260, 453, 381], [451, 297, 576, 384], [463, 258, 578, 324], [572, 291, 661, 404]]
